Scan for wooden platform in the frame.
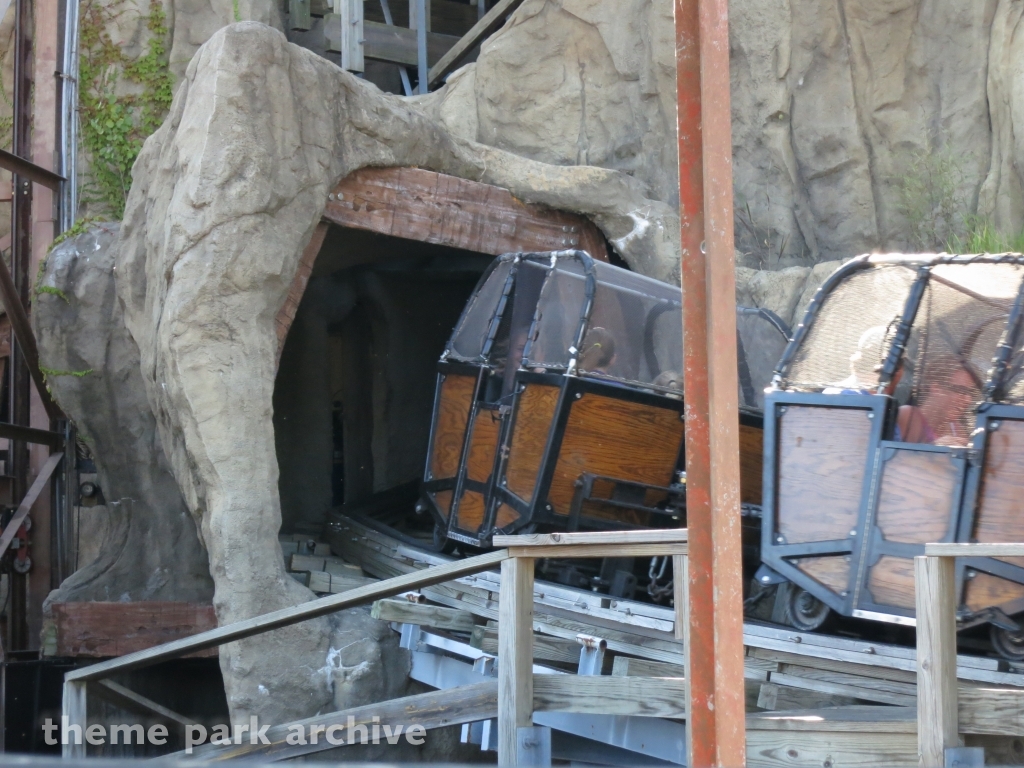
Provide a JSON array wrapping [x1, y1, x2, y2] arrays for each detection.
[[327, 512, 1024, 766]]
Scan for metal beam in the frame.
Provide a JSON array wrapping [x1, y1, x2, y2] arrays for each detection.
[[0, 421, 62, 448], [0, 240, 64, 423], [699, 0, 747, 763], [0, 148, 64, 192], [676, 0, 746, 764], [0, 451, 63, 561]]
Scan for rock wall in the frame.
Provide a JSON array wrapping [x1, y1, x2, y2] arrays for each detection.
[[33, 223, 214, 607], [434, 0, 1024, 267]]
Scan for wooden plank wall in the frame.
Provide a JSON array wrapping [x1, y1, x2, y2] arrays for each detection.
[[322, 167, 609, 262], [51, 602, 218, 658]]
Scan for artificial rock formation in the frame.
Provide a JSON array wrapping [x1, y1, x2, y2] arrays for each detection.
[[34, 223, 214, 607], [111, 18, 676, 722]]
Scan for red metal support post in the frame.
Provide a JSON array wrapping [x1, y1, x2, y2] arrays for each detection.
[[675, 0, 747, 764]]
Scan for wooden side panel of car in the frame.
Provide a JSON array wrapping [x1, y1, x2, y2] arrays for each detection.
[[866, 555, 916, 610], [455, 490, 487, 534], [964, 571, 1024, 613], [973, 419, 1024, 568], [504, 384, 560, 502], [466, 408, 501, 483], [776, 407, 872, 544], [874, 448, 956, 544], [795, 556, 851, 596], [548, 393, 684, 516], [429, 373, 476, 481], [495, 502, 520, 530], [739, 423, 763, 505]]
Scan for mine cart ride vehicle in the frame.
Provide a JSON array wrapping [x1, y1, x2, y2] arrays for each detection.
[[419, 250, 790, 594], [757, 253, 1024, 660]]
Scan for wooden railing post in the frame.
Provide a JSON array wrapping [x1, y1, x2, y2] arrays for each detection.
[[915, 554, 960, 767], [62, 679, 87, 758], [498, 554, 535, 765]]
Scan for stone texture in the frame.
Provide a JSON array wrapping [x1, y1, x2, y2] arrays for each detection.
[[735, 259, 845, 327], [729, 0, 1015, 262], [32, 222, 214, 607], [167, 0, 283, 82]]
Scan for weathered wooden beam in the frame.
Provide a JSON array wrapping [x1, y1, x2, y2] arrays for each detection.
[[62, 680, 87, 758], [498, 555, 534, 765], [769, 671, 915, 708], [925, 543, 1024, 558], [360, 20, 458, 66], [66, 548, 508, 682], [51, 601, 218, 658], [959, 686, 1024, 736], [322, 167, 608, 261], [371, 598, 478, 632], [307, 570, 376, 594], [916, 555, 961, 767], [426, 0, 525, 87], [92, 680, 191, 734], [508, 543, 686, 559], [532, 674, 686, 718], [611, 656, 687, 679], [472, 626, 580, 665], [289, 553, 362, 575], [190, 680, 498, 761], [746, 728, 918, 768], [494, 529, 688, 547]]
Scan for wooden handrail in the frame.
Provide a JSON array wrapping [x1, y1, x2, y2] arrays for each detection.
[[65, 548, 508, 683], [925, 543, 1024, 558], [495, 529, 689, 763], [912, 543, 1023, 767], [64, 527, 691, 763]]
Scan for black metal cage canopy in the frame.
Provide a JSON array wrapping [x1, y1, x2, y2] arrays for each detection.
[[762, 253, 1024, 640], [424, 250, 791, 548], [445, 250, 790, 410]]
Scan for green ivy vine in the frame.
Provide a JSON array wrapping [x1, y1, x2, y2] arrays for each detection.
[[78, 0, 173, 219]]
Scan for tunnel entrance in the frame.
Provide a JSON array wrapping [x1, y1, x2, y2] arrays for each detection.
[[273, 226, 491, 536], [272, 167, 610, 540]]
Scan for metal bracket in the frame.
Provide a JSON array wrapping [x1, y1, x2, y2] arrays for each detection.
[[517, 725, 552, 766]]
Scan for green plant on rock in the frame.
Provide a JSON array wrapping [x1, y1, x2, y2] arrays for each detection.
[[48, 216, 105, 253], [895, 145, 970, 251], [947, 216, 1024, 255], [40, 366, 94, 380], [78, 0, 173, 219]]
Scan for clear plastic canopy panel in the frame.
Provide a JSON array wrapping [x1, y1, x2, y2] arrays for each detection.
[[737, 311, 790, 409], [449, 257, 514, 361]]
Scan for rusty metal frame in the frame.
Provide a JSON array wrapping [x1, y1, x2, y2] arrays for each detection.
[[675, 0, 746, 764]]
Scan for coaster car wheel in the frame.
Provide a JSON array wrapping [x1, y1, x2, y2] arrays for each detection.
[[783, 586, 831, 632], [991, 623, 1024, 662]]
